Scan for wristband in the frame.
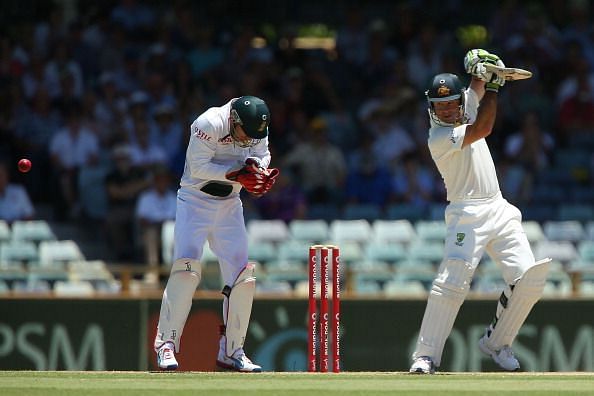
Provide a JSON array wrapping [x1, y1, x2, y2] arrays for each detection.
[[485, 82, 500, 93]]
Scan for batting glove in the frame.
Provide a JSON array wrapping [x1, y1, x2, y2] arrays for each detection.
[[464, 49, 504, 82]]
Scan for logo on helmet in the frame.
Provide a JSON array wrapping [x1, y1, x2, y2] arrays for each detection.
[[437, 85, 451, 97]]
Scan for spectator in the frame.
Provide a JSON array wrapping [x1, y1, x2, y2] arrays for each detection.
[[283, 117, 347, 205], [129, 118, 168, 170], [49, 102, 100, 220], [0, 161, 34, 223], [391, 151, 442, 208], [252, 168, 307, 222], [104, 144, 151, 261], [152, 102, 183, 166], [135, 165, 176, 282]]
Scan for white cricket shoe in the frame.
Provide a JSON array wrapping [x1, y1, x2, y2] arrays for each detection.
[[478, 334, 520, 371], [216, 348, 262, 372], [409, 356, 436, 374], [156, 342, 178, 370]]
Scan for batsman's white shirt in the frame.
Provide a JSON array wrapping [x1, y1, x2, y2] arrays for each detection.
[[175, 99, 271, 284], [428, 88, 534, 282]]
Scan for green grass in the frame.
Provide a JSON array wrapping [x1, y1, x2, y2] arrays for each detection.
[[1, 371, 593, 396]]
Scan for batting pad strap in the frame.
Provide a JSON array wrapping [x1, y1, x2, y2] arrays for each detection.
[[486, 258, 551, 349], [413, 259, 474, 366], [223, 263, 256, 356]]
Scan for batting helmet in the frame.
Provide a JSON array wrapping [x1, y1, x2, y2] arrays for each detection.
[[231, 96, 270, 141], [426, 73, 465, 126]]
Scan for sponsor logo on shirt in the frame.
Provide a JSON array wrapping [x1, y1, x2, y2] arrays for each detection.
[[194, 128, 211, 141], [449, 132, 457, 144], [218, 133, 234, 144]]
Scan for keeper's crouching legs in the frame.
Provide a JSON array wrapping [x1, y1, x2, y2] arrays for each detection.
[[411, 259, 474, 373], [216, 263, 262, 372]]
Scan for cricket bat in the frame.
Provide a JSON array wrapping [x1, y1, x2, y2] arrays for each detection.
[[484, 63, 533, 81]]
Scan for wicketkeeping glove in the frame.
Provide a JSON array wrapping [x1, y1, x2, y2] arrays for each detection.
[[226, 158, 280, 196]]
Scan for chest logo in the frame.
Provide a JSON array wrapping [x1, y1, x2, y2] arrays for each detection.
[[455, 232, 466, 246]]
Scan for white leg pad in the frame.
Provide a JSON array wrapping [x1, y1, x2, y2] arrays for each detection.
[[485, 258, 551, 349], [154, 259, 202, 352], [222, 263, 256, 356], [413, 259, 474, 366]]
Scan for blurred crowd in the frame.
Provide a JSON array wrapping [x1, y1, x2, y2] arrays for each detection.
[[1, 0, 594, 264]]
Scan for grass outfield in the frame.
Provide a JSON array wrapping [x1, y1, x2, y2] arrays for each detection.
[[1, 372, 594, 396]]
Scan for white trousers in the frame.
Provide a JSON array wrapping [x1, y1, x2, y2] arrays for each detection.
[[444, 193, 535, 283], [174, 191, 248, 285]]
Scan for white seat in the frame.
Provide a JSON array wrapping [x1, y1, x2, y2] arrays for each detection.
[[277, 240, 311, 264], [11, 220, 56, 243], [587, 222, 594, 241], [534, 241, 578, 265], [0, 220, 10, 243], [161, 220, 175, 265], [53, 280, 95, 296], [288, 220, 329, 243], [68, 260, 115, 282], [364, 242, 407, 264], [371, 220, 417, 245], [522, 221, 546, 244], [329, 219, 372, 244], [578, 241, 594, 261], [0, 241, 38, 264], [248, 241, 277, 264], [543, 221, 585, 243], [247, 220, 289, 244], [407, 241, 444, 264], [384, 280, 427, 297], [38, 240, 84, 267], [415, 220, 447, 242]]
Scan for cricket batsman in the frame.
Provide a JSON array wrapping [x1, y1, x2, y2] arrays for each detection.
[[409, 49, 551, 374], [154, 95, 279, 372]]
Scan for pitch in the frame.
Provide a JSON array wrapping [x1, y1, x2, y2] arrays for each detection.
[[1, 371, 593, 396]]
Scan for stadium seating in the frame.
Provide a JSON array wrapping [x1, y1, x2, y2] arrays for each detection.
[[161, 220, 175, 265], [534, 241, 578, 265], [342, 203, 382, 221], [0, 221, 10, 243], [288, 219, 329, 243], [543, 221, 585, 243], [0, 241, 38, 265], [363, 241, 407, 265], [53, 280, 95, 296], [247, 219, 290, 243], [248, 241, 277, 265], [11, 220, 56, 244], [371, 219, 417, 245], [38, 240, 85, 267], [329, 219, 372, 244], [415, 220, 447, 242], [522, 221, 546, 245]]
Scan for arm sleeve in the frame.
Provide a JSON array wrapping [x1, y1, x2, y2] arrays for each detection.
[[247, 138, 272, 168], [185, 118, 233, 181], [428, 125, 467, 161]]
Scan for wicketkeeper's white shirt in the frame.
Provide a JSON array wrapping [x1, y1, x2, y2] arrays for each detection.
[[427, 88, 500, 202], [179, 99, 271, 198]]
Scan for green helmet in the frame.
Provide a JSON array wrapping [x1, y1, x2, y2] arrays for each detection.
[[425, 73, 465, 126], [230, 96, 270, 143]]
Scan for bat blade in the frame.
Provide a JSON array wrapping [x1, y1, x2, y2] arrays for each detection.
[[484, 63, 533, 81]]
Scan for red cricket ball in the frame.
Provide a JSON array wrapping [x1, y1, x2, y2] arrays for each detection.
[[18, 158, 32, 173]]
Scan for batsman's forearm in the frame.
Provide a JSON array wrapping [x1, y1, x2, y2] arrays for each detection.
[[473, 91, 498, 137]]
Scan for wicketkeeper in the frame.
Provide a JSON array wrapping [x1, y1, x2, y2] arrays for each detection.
[[409, 49, 550, 374], [154, 95, 279, 372]]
